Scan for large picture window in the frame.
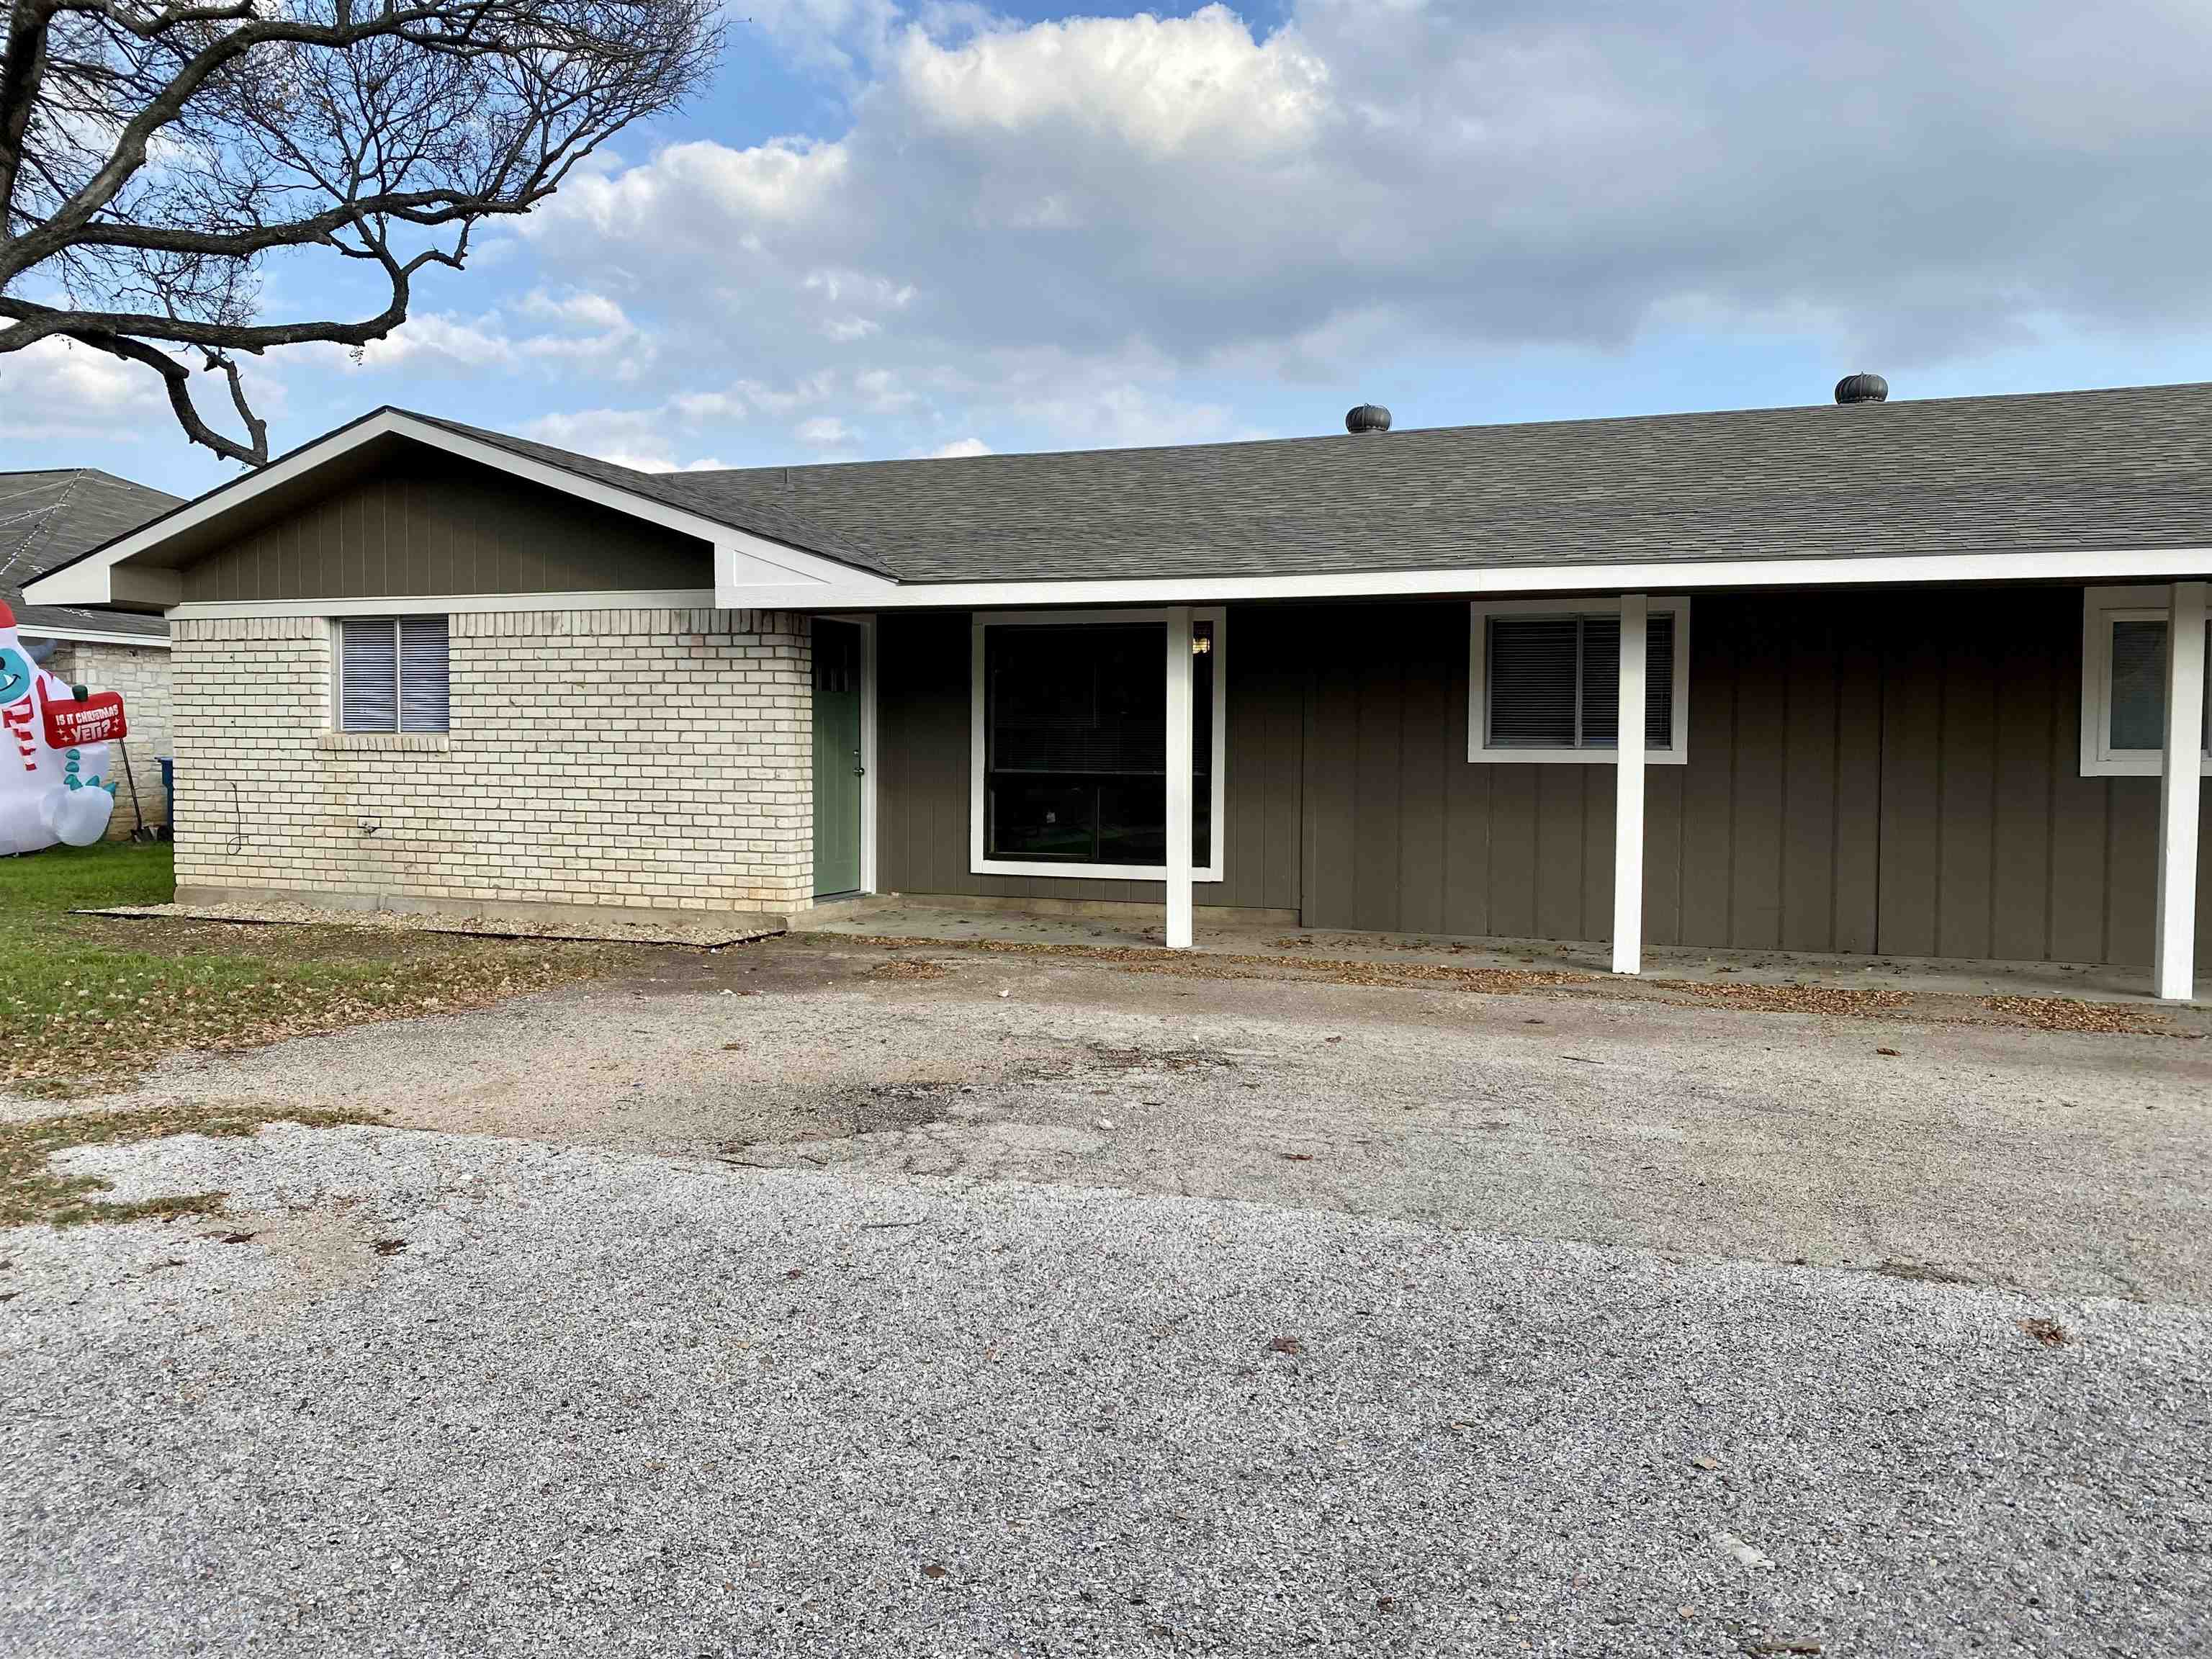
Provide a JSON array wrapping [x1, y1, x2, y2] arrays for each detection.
[[971, 609, 1225, 880], [1468, 598, 1690, 763], [2080, 587, 2212, 776], [338, 616, 450, 733]]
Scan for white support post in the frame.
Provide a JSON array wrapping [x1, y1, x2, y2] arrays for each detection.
[[1612, 594, 1648, 976], [2153, 580, 2206, 1001], [1164, 605, 1195, 950]]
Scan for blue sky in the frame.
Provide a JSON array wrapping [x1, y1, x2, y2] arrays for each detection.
[[9, 0, 2212, 499]]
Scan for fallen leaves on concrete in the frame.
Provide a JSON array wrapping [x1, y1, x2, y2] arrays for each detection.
[[866, 958, 954, 981], [1, 946, 617, 1093], [836, 935, 1591, 995], [1655, 980, 1912, 1017], [819, 935, 2201, 1040], [1982, 996, 2176, 1036]]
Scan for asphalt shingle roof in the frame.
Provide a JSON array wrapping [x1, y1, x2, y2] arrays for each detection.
[[0, 469, 179, 638], [670, 380, 2212, 583], [38, 383, 2212, 599]]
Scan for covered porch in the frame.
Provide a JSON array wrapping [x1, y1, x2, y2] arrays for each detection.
[[832, 580, 2211, 1002]]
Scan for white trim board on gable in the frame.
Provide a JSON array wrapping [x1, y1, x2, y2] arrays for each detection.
[[22, 408, 892, 612]]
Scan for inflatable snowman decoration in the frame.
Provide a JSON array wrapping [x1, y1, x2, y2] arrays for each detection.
[[0, 601, 125, 854]]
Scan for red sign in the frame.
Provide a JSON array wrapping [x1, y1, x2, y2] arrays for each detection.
[[42, 691, 127, 748]]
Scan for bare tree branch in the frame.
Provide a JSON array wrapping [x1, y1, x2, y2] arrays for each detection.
[[1, 0, 721, 464]]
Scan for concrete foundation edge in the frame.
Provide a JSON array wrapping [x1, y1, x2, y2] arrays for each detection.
[[176, 884, 805, 931], [790, 891, 1301, 928]]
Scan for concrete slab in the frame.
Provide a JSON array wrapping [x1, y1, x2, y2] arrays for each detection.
[[798, 896, 2200, 1004], [84, 900, 782, 950]]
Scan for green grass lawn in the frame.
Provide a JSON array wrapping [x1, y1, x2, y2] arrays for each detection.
[[0, 842, 631, 1094]]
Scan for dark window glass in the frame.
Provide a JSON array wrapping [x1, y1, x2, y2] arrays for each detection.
[[1488, 611, 1673, 750], [985, 620, 1213, 866], [2109, 617, 2212, 754]]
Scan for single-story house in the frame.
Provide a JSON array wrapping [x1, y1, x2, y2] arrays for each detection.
[[1, 467, 181, 837], [23, 381, 2212, 999]]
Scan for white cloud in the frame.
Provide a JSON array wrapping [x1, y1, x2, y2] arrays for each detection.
[[925, 436, 991, 457], [516, 288, 633, 332], [517, 405, 729, 472], [512, 0, 2212, 465], [30, 0, 2212, 484], [0, 338, 164, 441], [351, 312, 516, 370]]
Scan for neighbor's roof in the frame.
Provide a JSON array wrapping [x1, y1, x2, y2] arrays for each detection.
[[676, 380, 2212, 583], [0, 469, 179, 638]]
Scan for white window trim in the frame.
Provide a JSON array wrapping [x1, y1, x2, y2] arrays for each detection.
[[2080, 585, 2212, 778], [333, 614, 449, 736], [970, 606, 1228, 882], [1468, 595, 1691, 765]]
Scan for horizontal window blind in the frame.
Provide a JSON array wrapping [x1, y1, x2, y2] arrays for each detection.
[[1487, 616, 1580, 747], [338, 617, 449, 734], [398, 616, 451, 734], [1488, 611, 1675, 750], [338, 620, 397, 733]]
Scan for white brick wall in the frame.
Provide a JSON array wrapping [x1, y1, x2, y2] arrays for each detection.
[[171, 608, 814, 914], [44, 639, 173, 839]]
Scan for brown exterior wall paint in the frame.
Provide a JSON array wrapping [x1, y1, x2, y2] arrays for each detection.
[[180, 450, 711, 603], [876, 588, 2212, 968], [875, 608, 1302, 911]]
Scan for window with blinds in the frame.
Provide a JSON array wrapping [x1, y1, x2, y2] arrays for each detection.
[[2107, 616, 2211, 755], [338, 617, 449, 733], [1484, 611, 1675, 752]]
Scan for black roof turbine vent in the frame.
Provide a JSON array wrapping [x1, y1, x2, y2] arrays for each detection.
[[1834, 372, 1889, 405], [1344, 403, 1392, 433]]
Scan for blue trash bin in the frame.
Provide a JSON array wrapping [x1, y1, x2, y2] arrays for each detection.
[[158, 757, 174, 837]]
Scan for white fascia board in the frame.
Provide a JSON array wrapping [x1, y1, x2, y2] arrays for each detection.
[[22, 627, 172, 649], [824, 545, 2212, 611], [170, 589, 719, 621], [23, 408, 882, 607]]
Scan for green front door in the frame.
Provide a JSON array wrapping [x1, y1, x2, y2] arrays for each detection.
[[813, 621, 863, 896]]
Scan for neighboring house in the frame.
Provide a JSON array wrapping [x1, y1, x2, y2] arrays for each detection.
[[0, 468, 181, 837], [23, 382, 2212, 998]]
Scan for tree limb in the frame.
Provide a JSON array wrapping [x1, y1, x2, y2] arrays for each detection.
[[0, 0, 721, 464]]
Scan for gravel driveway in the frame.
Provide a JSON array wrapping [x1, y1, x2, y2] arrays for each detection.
[[3, 936, 2209, 1657], [9, 1123, 2210, 1658]]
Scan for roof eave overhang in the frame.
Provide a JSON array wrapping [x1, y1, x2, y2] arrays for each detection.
[[812, 544, 2212, 611], [22, 626, 171, 649], [22, 408, 896, 613]]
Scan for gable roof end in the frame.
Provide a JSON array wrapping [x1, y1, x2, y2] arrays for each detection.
[[21, 408, 894, 612]]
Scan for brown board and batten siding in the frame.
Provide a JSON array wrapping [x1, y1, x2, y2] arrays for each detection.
[[876, 588, 2211, 967], [875, 608, 1304, 912], [180, 449, 712, 602]]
